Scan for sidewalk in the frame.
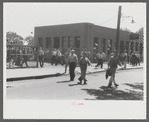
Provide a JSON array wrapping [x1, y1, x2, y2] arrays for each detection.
[[6, 63, 144, 81]]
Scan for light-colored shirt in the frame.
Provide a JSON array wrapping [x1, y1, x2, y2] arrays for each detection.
[[137, 54, 140, 58], [68, 54, 78, 63], [52, 50, 57, 56], [101, 52, 106, 60], [65, 52, 70, 60], [80, 51, 84, 57], [41, 50, 44, 55], [57, 50, 62, 57], [79, 57, 91, 66], [39, 50, 44, 55], [96, 53, 101, 59]]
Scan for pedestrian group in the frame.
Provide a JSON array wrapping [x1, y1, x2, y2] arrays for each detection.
[[8, 46, 142, 88]]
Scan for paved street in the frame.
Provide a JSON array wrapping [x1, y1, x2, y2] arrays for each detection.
[[6, 69, 144, 100]]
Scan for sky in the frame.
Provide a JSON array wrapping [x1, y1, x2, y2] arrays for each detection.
[[4, 2, 146, 39]]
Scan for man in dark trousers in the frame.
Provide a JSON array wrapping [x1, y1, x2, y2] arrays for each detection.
[[39, 47, 44, 67], [64, 49, 71, 73], [107, 51, 122, 87], [51, 48, 57, 65], [67, 50, 78, 81], [78, 52, 92, 85]]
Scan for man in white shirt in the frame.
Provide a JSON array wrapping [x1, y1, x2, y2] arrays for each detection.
[[136, 51, 141, 66], [67, 50, 78, 81], [39, 47, 44, 67], [123, 50, 127, 68], [51, 48, 57, 65], [64, 49, 71, 73], [56, 49, 63, 66]]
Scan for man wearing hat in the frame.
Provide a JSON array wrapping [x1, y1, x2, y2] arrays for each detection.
[[67, 50, 78, 81], [123, 50, 128, 68], [64, 49, 71, 73], [107, 51, 122, 87], [78, 52, 92, 84], [95, 51, 104, 68]]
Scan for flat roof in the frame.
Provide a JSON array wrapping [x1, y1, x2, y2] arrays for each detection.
[[35, 22, 131, 33]]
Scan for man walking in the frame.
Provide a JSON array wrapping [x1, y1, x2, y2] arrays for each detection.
[[78, 52, 92, 85], [56, 49, 63, 66], [95, 51, 104, 68], [136, 51, 141, 66], [87, 50, 91, 60], [80, 49, 84, 57], [39, 47, 44, 67], [67, 50, 78, 81], [64, 49, 71, 73], [51, 48, 57, 65], [123, 50, 127, 68], [107, 51, 122, 88]]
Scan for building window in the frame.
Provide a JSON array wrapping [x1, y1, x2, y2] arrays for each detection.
[[46, 37, 51, 48], [38, 37, 44, 48], [126, 41, 129, 46], [93, 37, 99, 47], [62, 37, 67, 49], [101, 38, 106, 52], [54, 37, 60, 48], [68, 36, 74, 48], [75, 36, 80, 48]]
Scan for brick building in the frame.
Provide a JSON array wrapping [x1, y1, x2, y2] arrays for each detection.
[[34, 22, 139, 62]]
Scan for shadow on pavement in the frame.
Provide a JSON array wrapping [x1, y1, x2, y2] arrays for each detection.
[[68, 83, 84, 86], [57, 80, 71, 83], [82, 87, 143, 100], [123, 83, 143, 90]]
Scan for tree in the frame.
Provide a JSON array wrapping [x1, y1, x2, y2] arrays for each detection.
[[6, 31, 24, 45], [25, 35, 34, 46], [121, 28, 132, 33]]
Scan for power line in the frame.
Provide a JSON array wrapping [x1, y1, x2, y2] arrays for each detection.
[[99, 14, 118, 25], [87, 5, 118, 13]]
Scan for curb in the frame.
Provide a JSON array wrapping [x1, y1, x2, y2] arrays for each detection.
[[6, 66, 143, 82], [86, 66, 143, 75], [7, 73, 63, 82]]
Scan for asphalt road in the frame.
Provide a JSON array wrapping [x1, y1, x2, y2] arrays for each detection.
[[6, 69, 144, 100]]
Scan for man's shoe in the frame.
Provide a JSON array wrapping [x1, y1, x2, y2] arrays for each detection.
[[84, 79, 87, 84], [107, 83, 112, 88], [84, 82, 87, 85], [78, 82, 82, 84], [78, 77, 82, 82], [114, 83, 119, 87]]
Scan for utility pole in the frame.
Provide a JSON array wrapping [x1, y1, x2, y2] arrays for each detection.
[[115, 6, 122, 56]]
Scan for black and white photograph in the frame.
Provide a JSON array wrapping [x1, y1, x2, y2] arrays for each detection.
[[3, 2, 146, 119]]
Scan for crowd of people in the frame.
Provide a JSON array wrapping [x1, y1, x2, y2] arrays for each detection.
[[64, 48, 92, 84], [129, 51, 141, 66], [8, 46, 142, 88], [118, 50, 141, 68], [64, 49, 122, 87]]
